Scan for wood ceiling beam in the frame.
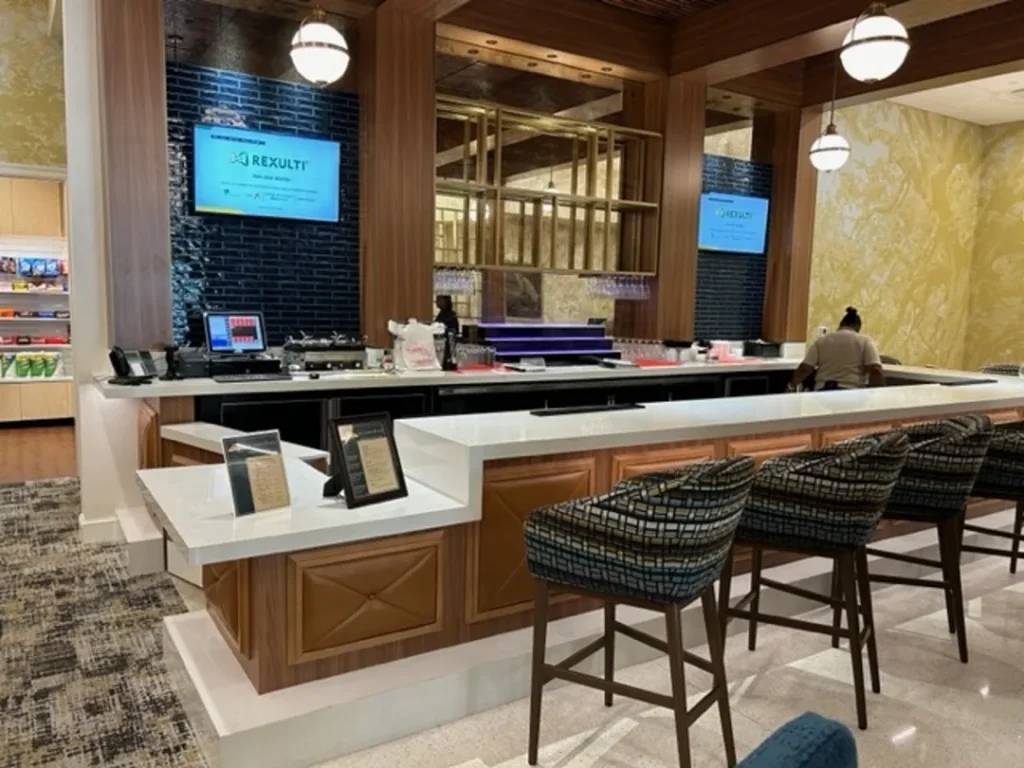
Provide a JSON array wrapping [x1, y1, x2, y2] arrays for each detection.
[[670, 0, 1010, 84], [802, 0, 1024, 108], [198, 0, 379, 23], [717, 63, 805, 109], [380, 0, 472, 20], [443, 0, 670, 82]]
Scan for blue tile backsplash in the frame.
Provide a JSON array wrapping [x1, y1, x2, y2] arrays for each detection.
[[167, 62, 360, 345], [696, 154, 774, 340]]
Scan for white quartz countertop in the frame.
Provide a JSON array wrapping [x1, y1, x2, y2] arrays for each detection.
[[160, 422, 329, 464], [394, 370, 1024, 463], [95, 358, 803, 399], [137, 458, 473, 564]]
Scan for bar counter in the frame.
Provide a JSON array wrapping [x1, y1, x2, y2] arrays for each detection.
[[137, 365, 1024, 694]]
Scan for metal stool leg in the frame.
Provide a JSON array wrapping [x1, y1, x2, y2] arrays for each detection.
[[1012, 500, 1024, 576], [748, 548, 763, 652], [528, 580, 549, 766], [665, 605, 692, 768], [831, 561, 842, 649], [855, 549, 881, 694], [702, 586, 737, 767], [939, 515, 969, 664], [604, 602, 615, 707], [839, 552, 868, 730]]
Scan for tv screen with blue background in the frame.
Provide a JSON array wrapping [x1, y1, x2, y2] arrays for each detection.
[[193, 124, 340, 223], [697, 192, 770, 254]]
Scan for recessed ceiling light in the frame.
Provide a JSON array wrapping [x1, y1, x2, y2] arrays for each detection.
[[722, 94, 731, 100], [485, 39, 498, 45], [601, 66, 613, 73], [467, 48, 479, 55], [732, 107, 741, 112], [547, 53, 558, 59], [527, 62, 538, 68], [581, 74, 592, 80]]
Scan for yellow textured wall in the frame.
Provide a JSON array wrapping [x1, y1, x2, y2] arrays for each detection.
[[964, 124, 1024, 370], [807, 101, 982, 368], [703, 125, 752, 160], [0, 0, 65, 166]]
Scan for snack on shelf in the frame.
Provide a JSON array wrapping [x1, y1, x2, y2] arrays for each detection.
[[1, 353, 15, 379], [0, 308, 13, 318], [45, 259, 59, 277], [55, 310, 70, 319], [14, 353, 30, 378], [44, 353, 59, 378], [0, 336, 16, 345], [0, 257, 15, 273]]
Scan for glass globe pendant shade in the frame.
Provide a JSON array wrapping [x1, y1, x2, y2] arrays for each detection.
[[809, 124, 851, 172], [840, 3, 910, 83], [290, 9, 350, 86]]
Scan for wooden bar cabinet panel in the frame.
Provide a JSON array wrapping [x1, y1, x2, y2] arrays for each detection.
[[724, 432, 814, 466], [610, 441, 716, 482]]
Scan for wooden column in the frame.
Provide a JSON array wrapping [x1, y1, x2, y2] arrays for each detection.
[[616, 77, 705, 340], [97, 0, 172, 349], [359, 6, 436, 347], [762, 105, 822, 342]]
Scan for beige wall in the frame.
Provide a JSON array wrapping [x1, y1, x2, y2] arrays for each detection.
[[964, 123, 1024, 370], [0, 0, 66, 166], [703, 125, 752, 160], [807, 101, 983, 369]]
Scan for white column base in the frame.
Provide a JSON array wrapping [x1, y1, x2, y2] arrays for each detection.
[[78, 512, 122, 543]]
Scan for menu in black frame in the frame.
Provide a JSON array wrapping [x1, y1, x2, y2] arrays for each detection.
[[328, 413, 408, 508]]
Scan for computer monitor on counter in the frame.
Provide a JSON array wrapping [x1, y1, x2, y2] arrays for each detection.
[[204, 312, 268, 355]]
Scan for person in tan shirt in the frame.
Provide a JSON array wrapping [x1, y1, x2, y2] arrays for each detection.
[[789, 307, 885, 391]]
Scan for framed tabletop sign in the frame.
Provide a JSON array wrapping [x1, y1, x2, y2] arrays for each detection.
[[327, 412, 408, 508], [221, 430, 291, 516]]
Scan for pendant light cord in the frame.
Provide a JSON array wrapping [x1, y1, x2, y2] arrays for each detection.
[[829, 49, 839, 126]]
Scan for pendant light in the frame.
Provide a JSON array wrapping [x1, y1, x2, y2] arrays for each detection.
[[840, 3, 910, 84], [809, 56, 851, 173], [290, 6, 350, 86]]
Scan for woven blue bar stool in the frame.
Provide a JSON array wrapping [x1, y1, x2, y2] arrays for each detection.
[[964, 419, 1024, 573], [861, 414, 993, 664], [524, 456, 756, 768], [718, 430, 910, 730]]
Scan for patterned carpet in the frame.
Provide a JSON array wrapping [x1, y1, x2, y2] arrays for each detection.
[[0, 479, 205, 767]]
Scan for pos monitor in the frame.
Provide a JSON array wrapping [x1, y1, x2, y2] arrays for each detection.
[[204, 312, 268, 355]]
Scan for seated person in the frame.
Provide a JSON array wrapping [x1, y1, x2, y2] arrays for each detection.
[[790, 307, 884, 391]]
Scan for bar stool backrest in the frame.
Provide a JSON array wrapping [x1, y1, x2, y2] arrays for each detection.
[[974, 419, 1024, 499], [743, 429, 910, 547], [524, 456, 755, 604], [887, 414, 993, 517]]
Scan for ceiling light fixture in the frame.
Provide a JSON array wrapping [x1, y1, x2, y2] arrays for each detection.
[[840, 3, 910, 84], [290, 5, 350, 87], [810, 55, 851, 172]]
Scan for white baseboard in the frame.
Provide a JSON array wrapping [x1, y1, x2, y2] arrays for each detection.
[[78, 512, 122, 543], [115, 506, 164, 576]]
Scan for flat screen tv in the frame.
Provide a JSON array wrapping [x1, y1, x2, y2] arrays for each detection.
[[697, 192, 770, 254], [193, 124, 340, 223]]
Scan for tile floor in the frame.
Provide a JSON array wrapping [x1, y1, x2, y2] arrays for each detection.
[[312, 555, 1024, 768]]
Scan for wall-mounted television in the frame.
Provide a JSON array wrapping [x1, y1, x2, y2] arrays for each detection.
[[193, 124, 340, 223], [697, 192, 770, 254]]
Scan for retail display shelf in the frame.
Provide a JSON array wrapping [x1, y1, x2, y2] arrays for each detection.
[[0, 343, 71, 350], [0, 288, 69, 295], [0, 317, 70, 322], [0, 376, 73, 384]]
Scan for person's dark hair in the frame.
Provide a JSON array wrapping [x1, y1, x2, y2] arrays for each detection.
[[436, 295, 453, 313], [839, 306, 862, 331]]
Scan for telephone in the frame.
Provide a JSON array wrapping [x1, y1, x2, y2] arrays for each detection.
[[109, 347, 158, 385]]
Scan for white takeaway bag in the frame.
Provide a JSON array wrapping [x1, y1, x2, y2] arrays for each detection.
[[388, 319, 445, 371]]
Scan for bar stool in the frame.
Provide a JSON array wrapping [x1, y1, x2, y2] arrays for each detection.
[[963, 419, 1024, 573], [861, 414, 993, 664], [718, 430, 910, 730], [524, 456, 756, 768], [981, 363, 1022, 376]]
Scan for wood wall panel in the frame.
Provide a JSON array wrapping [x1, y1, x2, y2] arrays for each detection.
[[610, 441, 715, 482], [138, 401, 161, 470], [0, 178, 13, 233], [359, 6, 435, 347], [286, 532, 444, 665], [468, 455, 598, 622], [204, 560, 252, 658], [7, 179, 63, 237], [820, 423, 893, 446], [0, 385, 21, 422], [725, 432, 814, 466], [616, 77, 704, 339], [762, 105, 822, 341], [97, 0, 172, 349], [18, 382, 73, 421]]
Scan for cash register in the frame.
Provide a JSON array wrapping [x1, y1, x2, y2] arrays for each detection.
[[204, 311, 290, 383]]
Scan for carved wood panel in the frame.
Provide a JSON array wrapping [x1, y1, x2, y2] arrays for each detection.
[[820, 423, 893, 447], [610, 441, 715, 482], [468, 456, 598, 622], [204, 559, 251, 658], [724, 432, 814, 467], [286, 531, 444, 665]]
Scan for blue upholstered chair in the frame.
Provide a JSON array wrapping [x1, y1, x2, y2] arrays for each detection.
[[524, 456, 756, 768], [965, 419, 1024, 573], [719, 430, 910, 730], [863, 414, 992, 664], [739, 712, 857, 768]]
